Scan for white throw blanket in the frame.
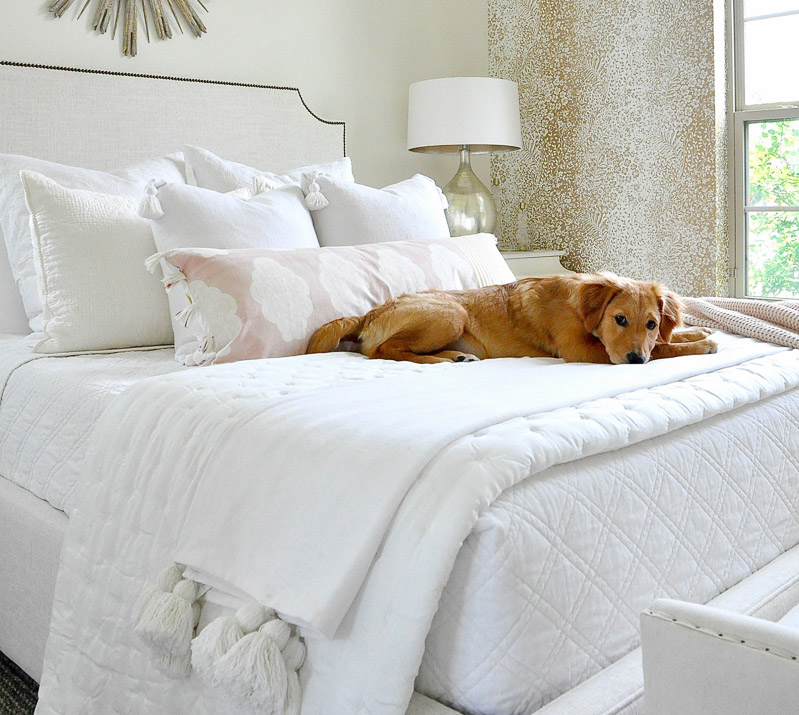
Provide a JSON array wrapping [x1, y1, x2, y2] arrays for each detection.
[[36, 335, 799, 715]]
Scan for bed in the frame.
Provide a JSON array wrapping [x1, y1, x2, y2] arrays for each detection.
[[2, 62, 799, 715]]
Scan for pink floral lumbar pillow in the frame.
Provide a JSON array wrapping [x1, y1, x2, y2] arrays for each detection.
[[149, 234, 514, 366]]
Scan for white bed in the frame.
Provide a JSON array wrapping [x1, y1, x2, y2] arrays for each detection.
[[2, 62, 799, 715]]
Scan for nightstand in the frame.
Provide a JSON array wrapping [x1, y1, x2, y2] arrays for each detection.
[[501, 250, 574, 280]]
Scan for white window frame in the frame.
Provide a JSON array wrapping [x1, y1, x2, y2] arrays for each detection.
[[731, 0, 799, 297]]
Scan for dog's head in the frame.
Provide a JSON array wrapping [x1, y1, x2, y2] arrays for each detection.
[[575, 273, 682, 364]]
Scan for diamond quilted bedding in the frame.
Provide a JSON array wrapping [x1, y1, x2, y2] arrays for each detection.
[[2, 333, 798, 714]]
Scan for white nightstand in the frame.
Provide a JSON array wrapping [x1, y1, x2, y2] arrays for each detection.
[[501, 250, 574, 280]]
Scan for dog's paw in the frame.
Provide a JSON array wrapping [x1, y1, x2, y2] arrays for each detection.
[[704, 340, 718, 354], [455, 353, 480, 363], [696, 327, 713, 339]]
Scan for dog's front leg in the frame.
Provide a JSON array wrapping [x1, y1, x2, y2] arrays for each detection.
[[651, 338, 718, 359]]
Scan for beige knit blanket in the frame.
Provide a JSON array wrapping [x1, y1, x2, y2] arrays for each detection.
[[683, 297, 799, 350]]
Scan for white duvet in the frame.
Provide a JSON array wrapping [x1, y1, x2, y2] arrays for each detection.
[[36, 335, 799, 714]]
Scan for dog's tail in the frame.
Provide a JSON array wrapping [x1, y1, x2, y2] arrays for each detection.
[[306, 314, 366, 354]]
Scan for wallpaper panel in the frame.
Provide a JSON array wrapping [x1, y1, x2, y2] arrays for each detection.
[[489, 0, 729, 296]]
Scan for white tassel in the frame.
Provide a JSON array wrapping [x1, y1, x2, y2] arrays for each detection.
[[139, 180, 165, 219], [437, 187, 449, 210], [304, 173, 329, 211], [211, 618, 292, 713], [252, 175, 281, 196], [152, 649, 193, 678], [192, 615, 244, 676], [144, 252, 166, 274], [175, 303, 199, 329], [135, 576, 200, 657], [161, 272, 187, 291]]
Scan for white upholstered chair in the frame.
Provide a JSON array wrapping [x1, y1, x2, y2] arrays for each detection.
[[641, 597, 799, 714]]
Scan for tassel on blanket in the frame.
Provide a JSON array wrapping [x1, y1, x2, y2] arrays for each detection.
[[175, 303, 199, 330], [134, 565, 202, 678], [192, 332, 218, 367], [193, 604, 304, 714], [304, 173, 329, 211], [139, 180, 165, 219]]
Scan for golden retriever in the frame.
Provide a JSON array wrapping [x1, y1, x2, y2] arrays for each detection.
[[306, 272, 718, 365]]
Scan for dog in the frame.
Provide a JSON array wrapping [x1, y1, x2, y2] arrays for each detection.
[[306, 272, 718, 365]]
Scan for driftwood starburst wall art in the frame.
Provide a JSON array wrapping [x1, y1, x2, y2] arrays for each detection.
[[48, 0, 209, 57]]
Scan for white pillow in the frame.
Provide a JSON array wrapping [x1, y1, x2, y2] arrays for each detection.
[[303, 174, 451, 247], [147, 181, 320, 361], [0, 237, 28, 334], [0, 153, 185, 331], [21, 171, 173, 353], [184, 145, 354, 193]]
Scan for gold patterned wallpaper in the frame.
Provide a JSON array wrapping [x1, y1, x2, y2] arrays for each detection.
[[488, 0, 729, 296]]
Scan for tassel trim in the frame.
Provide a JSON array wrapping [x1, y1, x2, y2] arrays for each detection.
[[192, 603, 304, 714], [252, 174, 282, 196], [304, 173, 329, 211], [139, 180, 166, 219]]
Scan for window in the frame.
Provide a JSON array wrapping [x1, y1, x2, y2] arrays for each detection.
[[733, 0, 799, 297]]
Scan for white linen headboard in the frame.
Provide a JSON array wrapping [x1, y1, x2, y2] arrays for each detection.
[[0, 61, 345, 171]]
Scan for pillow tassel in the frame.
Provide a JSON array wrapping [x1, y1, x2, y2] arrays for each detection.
[[304, 174, 329, 211], [139, 180, 165, 219], [252, 175, 281, 196], [144, 252, 166, 274]]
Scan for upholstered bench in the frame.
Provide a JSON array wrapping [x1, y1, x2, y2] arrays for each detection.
[[641, 596, 799, 714]]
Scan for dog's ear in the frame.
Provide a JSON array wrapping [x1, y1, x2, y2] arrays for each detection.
[[577, 276, 621, 333], [658, 289, 683, 343]]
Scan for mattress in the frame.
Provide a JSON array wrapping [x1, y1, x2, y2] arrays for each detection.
[[0, 335, 179, 514], [417, 384, 799, 713]]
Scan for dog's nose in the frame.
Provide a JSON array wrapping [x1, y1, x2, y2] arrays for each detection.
[[626, 351, 645, 364]]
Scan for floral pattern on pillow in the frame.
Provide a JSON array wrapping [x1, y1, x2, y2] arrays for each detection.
[[157, 235, 511, 366]]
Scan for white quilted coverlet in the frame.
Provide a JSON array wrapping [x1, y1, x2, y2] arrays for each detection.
[[0, 336, 178, 513], [35, 336, 799, 714], [418, 385, 799, 713]]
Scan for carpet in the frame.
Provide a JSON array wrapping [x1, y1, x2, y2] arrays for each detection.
[[0, 652, 36, 715]]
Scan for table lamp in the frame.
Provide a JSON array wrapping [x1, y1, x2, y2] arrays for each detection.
[[408, 77, 522, 236]]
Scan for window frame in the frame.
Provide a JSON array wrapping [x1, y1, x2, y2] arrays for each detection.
[[731, 0, 799, 298]]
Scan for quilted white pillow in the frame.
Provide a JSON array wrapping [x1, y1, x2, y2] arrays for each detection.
[[184, 145, 354, 193], [303, 174, 451, 247], [21, 171, 172, 353], [0, 152, 185, 331], [147, 181, 321, 361]]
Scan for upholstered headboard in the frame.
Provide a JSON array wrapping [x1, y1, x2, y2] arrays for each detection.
[[0, 61, 345, 171]]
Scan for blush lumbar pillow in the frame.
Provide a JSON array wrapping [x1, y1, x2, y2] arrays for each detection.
[[184, 145, 354, 193], [145, 180, 321, 361], [21, 171, 173, 353], [300, 173, 451, 248], [0, 152, 185, 332], [151, 234, 514, 366]]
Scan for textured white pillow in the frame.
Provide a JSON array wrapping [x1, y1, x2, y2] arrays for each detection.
[[0, 152, 185, 331], [304, 174, 451, 247], [184, 145, 354, 193], [148, 181, 320, 360], [21, 171, 173, 353]]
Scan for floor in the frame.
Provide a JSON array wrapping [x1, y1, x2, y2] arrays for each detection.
[[0, 653, 36, 715]]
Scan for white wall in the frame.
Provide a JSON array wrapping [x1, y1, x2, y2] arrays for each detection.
[[0, 1, 488, 188]]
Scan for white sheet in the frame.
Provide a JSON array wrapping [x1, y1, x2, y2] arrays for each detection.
[[0, 335, 178, 513], [35, 334, 799, 714]]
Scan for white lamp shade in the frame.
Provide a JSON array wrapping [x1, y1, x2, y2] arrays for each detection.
[[408, 77, 522, 154]]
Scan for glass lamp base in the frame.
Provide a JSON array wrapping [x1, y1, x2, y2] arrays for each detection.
[[443, 147, 497, 236]]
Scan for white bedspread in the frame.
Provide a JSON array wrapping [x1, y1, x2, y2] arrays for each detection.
[[36, 335, 799, 714], [0, 335, 178, 513]]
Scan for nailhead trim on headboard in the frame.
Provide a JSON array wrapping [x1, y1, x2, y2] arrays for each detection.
[[0, 60, 347, 157]]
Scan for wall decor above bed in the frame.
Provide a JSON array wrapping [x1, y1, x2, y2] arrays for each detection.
[[48, 0, 209, 57]]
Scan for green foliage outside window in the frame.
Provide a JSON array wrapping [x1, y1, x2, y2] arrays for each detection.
[[747, 119, 799, 297]]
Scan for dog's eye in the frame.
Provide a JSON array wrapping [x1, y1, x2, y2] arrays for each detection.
[[615, 315, 627, 326], [647, 320, 657, 330]]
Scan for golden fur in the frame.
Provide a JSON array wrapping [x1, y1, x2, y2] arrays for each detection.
[[306, 272, 718, 365]]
